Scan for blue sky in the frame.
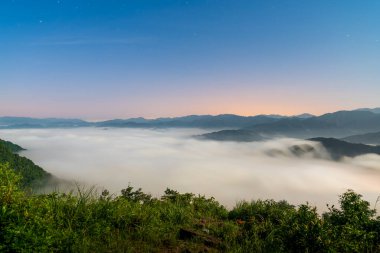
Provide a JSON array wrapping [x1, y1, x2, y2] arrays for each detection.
[[1, 0, 380, 119]]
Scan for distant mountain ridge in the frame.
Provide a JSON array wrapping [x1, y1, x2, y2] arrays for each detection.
[[97, 114, 284, 129], [0, 117, 90, 129], [0, 107, 379, 131], [355, 107, 380, 114], [342, 131, 380, 145], [200, 110, 380, 141], [308, 137, 380, 160], [294, 113, 315, 119], [0, 114, 298, 129]]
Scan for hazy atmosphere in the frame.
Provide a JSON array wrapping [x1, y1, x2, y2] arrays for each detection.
[[2, 127, 380, 211], [2, 1, 380, 251]]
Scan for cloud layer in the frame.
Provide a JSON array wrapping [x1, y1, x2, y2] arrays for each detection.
[[1, 128, 380, 211]]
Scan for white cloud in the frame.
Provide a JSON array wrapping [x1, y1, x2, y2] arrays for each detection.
[[1, 127, 380, 212]]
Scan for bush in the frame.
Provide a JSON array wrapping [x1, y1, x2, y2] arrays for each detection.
[[323, 190, 379, 252], [2, 162, 380, 252]]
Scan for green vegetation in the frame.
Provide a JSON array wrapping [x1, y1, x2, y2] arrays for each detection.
[[0, 139, 50, 188], [1, 163, 380, 252], [0, 139, 25, 153]]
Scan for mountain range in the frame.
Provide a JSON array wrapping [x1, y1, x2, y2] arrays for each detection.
[[1, 108, 380, 145], [308, 138, 380, 160], [1, 108, 378, 130], [0, 114, 305, 129], [0, 117, 90, 129], [341, 131, 380, 145], [96, 114, 283, 129], [200, 109, 380, 141], [355, 108, 380, 114], [2, 108, 380, 165]]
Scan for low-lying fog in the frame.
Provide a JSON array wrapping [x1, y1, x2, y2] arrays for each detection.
[[1, 127, 380, 212]]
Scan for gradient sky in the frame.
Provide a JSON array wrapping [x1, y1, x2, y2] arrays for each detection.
[[1, 0, 380, 119]]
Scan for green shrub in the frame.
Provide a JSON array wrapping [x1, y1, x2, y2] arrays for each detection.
[[323, 190, 379, 252], [2, 162, 380, 252]]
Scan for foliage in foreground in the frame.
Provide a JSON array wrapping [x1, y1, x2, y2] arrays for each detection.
[[1, 163, 380, 252]]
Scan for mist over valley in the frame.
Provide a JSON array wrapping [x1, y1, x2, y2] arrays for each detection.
[[2, 1, 380, 250], [2, 127, 380, 212]]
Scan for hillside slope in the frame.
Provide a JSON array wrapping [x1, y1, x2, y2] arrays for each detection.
[[0, 167, 379, 252], [0, 138, 50, 187], [309, 137, 380, 160], [342, 131, 380, 145]]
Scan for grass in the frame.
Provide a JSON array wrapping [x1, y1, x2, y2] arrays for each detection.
[[1, 162, 380, 252]]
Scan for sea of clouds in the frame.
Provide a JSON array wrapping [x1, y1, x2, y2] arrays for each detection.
[[1, 127, 380, 212]]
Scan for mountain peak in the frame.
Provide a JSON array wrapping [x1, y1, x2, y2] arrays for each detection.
[[294, 113, 315, 119], [355, 107, 380, 114]]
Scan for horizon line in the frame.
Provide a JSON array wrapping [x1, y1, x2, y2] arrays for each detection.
[[1, 106, 379, 122]]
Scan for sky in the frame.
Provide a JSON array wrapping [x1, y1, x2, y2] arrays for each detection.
[[1, 0, 380, 120]]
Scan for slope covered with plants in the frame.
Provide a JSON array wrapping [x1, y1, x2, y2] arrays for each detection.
[[1, 162, 380, 252], [0, 139, 50, 188]]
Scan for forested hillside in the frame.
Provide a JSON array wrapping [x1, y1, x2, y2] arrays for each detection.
[[0, 139, 25, 152], [0, 139, 50, 188]]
